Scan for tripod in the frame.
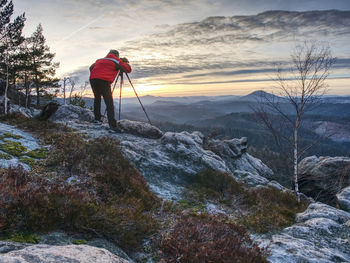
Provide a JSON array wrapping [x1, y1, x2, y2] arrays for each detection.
[[103, 72, 152, 125]]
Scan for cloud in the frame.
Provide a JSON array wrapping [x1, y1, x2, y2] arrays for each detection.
[[68, 10, 350, 90]]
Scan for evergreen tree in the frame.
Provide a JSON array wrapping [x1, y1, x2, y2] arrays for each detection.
[[27, 24, 59, 106], [0, 0, 25, 113], [0, 0, 26, 73]]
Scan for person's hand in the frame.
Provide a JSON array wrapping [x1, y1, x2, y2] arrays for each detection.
[[121, 57, 129, 63]]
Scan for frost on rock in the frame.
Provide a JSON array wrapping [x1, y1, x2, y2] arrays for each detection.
[[54, 121, 275, 200], [265, 202, 350, 263], [48, 105, 276, 199], [337, 186, 350, 212], [118, 119, 163, 139], [0, 123, 41, 171], [0, 242, 130, 263]]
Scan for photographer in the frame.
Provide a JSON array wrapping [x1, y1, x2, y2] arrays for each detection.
[[89, 49, 131, 131]]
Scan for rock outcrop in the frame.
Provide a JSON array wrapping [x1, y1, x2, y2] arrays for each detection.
[[337, 186, 350, 212], [298, 156, 350, 205], [0, 242, 129, 263], [50, 105, 274, 199], [263, 202, 350, 263]]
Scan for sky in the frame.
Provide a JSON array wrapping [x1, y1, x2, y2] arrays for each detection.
[[13, 0, 350, 97]]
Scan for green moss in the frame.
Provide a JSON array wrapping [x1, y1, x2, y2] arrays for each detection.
[[0, 140, 27, 157], [9, 233, 40, 244], [72, 239, 87, 245], [2, 132, 23, 140], [0, 152, 12, 160], [26, 148, 47, 159], [177, 199, 192, 208], [20, 157, 37, 167]]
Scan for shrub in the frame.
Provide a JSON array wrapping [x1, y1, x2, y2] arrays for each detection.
[[188, 169, 246, 202], [239, 187, 309, 233], [187, 169, 309, 233], [158, 214, 268, 263], [0, 114, 160, 251], [0, 166, 158, 250], [70, 94, 86, 108]]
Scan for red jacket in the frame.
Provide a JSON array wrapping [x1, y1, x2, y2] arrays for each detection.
[[89, 53, 132, 83]]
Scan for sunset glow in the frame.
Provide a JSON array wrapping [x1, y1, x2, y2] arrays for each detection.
[[14, 0, 350, 96]]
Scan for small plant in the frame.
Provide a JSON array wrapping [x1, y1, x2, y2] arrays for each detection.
[[19, 157, 37, 167], [26, 148, 47, 159], [0, 140, 27, 157], [72, 239, 87, 245], [0, 152, 12, 160], [2, 132, 23, 140], [9, 233, 40, 244], [70, 94, 86, 108]]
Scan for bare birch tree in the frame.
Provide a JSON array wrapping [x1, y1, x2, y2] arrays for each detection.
[[254, 42, 335, 202]]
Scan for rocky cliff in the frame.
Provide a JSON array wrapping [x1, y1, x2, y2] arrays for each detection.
[[1, 104, 350, 263], [50, 105, 275, 199]]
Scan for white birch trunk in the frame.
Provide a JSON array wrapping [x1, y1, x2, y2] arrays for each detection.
[[4, 62, 9, 114], [294, 125, 300, 203]]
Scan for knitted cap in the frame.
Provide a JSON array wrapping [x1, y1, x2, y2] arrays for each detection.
[[109, 49, 119, 58]]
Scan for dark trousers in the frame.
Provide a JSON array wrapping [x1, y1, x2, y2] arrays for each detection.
[[90, 79, 116, 128]]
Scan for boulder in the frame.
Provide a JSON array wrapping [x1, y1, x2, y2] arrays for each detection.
[[0, 242, 129, 263], [264, 202, 350, 263], [118, 119, 163, 139], [49, 104, 94, 123], [298, 156, 350, 206], [36, 101, 60, 120], [337, 186, 350, 212]]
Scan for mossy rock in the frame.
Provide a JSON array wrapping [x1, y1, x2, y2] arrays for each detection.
[[0, 140, 27, 157], [72, 239, 87, 245], [20, 157, 37, 167], [9, 233, 40, 244], [0, 152, 12, 160], [2, 132, 23, 140], [26, 148, 47, 159]]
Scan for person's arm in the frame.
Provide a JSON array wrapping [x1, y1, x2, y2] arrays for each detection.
[[115, 57, 132, 73], [89, 63, 95, 71]]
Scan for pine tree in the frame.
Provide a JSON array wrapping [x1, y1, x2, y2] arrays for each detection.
[[27, 24, 59, 106], [0, 0, 26, 73], [0, 0, 25, 113]]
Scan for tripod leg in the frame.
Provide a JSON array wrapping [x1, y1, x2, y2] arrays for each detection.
[[125, 73, 152, 125], [119, 73, 123, 121]]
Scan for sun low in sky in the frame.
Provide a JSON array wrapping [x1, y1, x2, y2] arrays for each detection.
[[14, 0, 350, 97]]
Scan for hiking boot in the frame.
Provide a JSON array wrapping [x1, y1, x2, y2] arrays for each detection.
[[109, 124, 122, 133], [93, 119, 103, 125]]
